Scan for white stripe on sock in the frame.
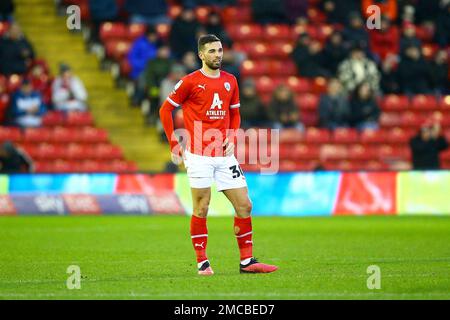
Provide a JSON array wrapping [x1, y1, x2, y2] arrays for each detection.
[[236, 231, 252, 238], [191, 234, 208, 239]]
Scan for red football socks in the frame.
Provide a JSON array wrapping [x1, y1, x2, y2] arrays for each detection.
[[190, 215, 208, 263], [234, 216, 253, 261]]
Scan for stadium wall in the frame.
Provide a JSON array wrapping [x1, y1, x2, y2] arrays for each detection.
[[0, 172, 449, 216]]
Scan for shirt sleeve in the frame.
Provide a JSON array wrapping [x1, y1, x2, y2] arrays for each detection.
[[166, 77, 191, 107], [230, 76, 240, 109]]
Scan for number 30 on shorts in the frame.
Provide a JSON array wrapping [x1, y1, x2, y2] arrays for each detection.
[[229, 165, 244, 178]]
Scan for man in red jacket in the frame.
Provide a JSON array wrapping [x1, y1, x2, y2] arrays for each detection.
[[159, 34, 278, 276]]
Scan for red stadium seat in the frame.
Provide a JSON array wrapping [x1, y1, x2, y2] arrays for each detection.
[[387, 127, 414, 144], [305, 127, 330, 143], [255, 76, 282, 94], [332, 128, 359, 144], [33, 143, 65, 160], [42, 111, 66, 126], [323, 160, 355, 171], [51, 160, 75, 173], [377, 144, 411, 161], [99, 22, 127, 42], [301, 110, 319, 127], [7, 74, 22, 93], [66, 143, 93, 160], [410, 94, 438, 110], [127, 23, 146, 41], [401, 111, 424, 128], [93, 144, 124, 159], [320, 144, 348, 160], [0, 127, 22, 142], [221, 6, 252, 24], [66, 111, 94, 126], [227, 24, 263, 41], [379, 112, 402, 128], [79, 160, 102, 172], [291, 144, 320, 160], [120, 58, 132, 77], [263, 24, 292, 41], [348, 144, 377, 160], [51, 127, 79, 143], [439, 95, 450, 110], [195, 6, 211, 24], [360, 160, 387, 171], [24, 128, 52, 143], [269, 60, 297, 76], [360, 129, 386, 144], [240, 60, 269, 77], [105, 40, 132, 60], [109, 160, 138, 172], [0, 22, 9, 36], [279, 128, 304, 143], [285, 76, 310, 93], [296, 93, 319, 111], [269, 41, 294, 58], [380, 94, 409, 111], [155, 23, 171, 40], [79, 127, 109, 143]]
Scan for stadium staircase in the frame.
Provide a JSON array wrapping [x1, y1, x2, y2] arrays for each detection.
[[13, 0, 170, 172]]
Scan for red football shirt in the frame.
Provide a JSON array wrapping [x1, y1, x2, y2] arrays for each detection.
[[166, 69, 240, 156]]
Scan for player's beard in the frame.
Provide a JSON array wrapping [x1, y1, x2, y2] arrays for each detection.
[[205, 59, 221, 70]]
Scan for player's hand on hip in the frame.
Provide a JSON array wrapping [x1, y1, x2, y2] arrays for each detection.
[[171, 147, 184, 165], [222, 138, 235, 157]]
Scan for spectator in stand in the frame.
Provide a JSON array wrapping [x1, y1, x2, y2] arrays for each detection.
[[380, 53, 400, 94], [322, 0, 361, 25], [28, 62, 53, 106], [318, 78, 351, 130], [183, 0, 236, 6], [11, 78, 46, 128], [0, 0, 14, 21], [268, 85, 303, 130], [399, 22, 422, 56], [0, 141, 33, 173], [337, 45, 380, 94], [362, 0, 398, 22], [410, 120, 449, 170], [369, 15, 400, 63], [252, 0, 287, 24], [141, 45, 173, 122], [0, 77, 10, 123], [284, 0, 308, 24], [428, 49, 449, 95], [397, 45, 430, 94], [124, 0, 170, 25], [204, 12, 232, 48], [0, 23, 34, 75], [181, 51, 200, 74], [321, 31, 348, 75], [342, 12, 370, 52], [435, 2, 450, 47], [135, 46, 173, 105], [87, 0, 119, 45], [52, 63, 88, 112], [349, 81, 381, 130], [221, 50, 241, 83], [239, 79, 270, 129], [127, 26, 161, 80], [169, 7, 201, 60], [292, 33, 330, 78], [159, 64, 186, 106]]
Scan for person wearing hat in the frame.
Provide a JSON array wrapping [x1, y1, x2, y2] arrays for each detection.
[[51, 63, 88, 112], [409, 120, 449, 170], [11, 78, 47, 128]]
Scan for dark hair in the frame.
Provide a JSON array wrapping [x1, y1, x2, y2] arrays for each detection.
[[198, 34, 221, 52]]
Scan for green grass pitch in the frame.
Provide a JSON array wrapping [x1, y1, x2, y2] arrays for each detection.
[[0, 215, 449, 300]]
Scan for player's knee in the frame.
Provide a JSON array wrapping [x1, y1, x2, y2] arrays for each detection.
[[195, 204, 209, 218], [237, 199, 252, 215]]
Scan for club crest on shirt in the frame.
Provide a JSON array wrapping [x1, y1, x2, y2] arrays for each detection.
[[224, 82, 231, 91]]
